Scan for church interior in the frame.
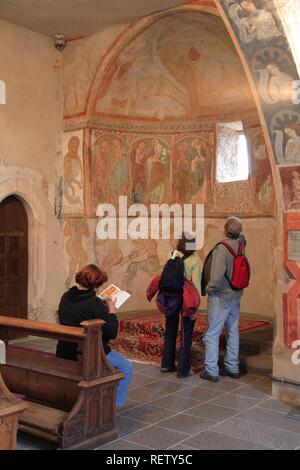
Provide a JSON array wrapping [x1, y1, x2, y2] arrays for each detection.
[[0, 0, 300, 451]]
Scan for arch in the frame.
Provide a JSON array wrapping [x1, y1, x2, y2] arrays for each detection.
[[0, 178, 46, 321]]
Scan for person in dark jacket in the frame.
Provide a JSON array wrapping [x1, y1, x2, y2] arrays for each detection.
[[56, 264, 132, 408]]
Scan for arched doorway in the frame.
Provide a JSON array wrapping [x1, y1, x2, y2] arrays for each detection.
[[0, 196, 28, 320]]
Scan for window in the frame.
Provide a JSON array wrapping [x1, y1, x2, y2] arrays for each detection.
[[216, 121, 249, 183], [0, 80, 6, 104]]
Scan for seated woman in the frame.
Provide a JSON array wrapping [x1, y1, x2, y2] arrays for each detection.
[[56, 264, 133, 408]]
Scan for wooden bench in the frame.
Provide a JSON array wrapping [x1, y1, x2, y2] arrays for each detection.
[[0, 372, 29, 450], [0, 316, 124, 450]]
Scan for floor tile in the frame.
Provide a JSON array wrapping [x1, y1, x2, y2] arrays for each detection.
[[173, 385, 226, 402], [116, 416, 149, 438], [184, 403, 241, 421], [230, 384, 271, 400], [212, 417, 300, 449], [127, 386, 169, 403], [237, 407, 300, 434], [97, 438, 152, 450], [120, 403, 178, 424], [209, 393, 263, 411], [182, 430, 273, 450], [125, 425, 189, 450], [157, 413, 217, 435], [128, 374, 159, 389], [150, 395, 200, 411], [257, 398, 293, 414]]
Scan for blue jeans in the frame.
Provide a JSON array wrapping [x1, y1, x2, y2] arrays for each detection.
[[106, 350, 133, 407], [203, 295, 241, 377]]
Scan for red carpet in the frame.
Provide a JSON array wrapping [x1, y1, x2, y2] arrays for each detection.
[[112, 312, 270, 367]]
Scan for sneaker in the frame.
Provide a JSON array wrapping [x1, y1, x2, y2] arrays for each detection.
[[160, 365, 177, 373], [220, 369, 241, 379], [200, 370, 219, 382], [177, 370, 195, 379]]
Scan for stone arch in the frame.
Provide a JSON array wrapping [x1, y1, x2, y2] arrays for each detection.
[[0, 178, 47, 321]]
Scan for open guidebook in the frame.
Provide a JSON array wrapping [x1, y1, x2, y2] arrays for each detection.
[[98, 284, 131, 309]]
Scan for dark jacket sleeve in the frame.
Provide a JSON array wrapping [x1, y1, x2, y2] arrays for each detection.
[[205, 244, 228, 293], [92, 298, 119, 340]]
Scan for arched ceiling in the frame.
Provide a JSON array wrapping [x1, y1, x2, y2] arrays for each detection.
[[92, 10, 258, 122], [0, 0, 187, 38]]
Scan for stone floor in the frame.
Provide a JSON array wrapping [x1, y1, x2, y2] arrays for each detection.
[[17, 361, 300, 451]]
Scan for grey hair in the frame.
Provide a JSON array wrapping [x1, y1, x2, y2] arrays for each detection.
[[224, 217, 243, 240]]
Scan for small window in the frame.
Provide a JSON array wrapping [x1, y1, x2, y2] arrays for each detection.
[[0, 80, 6, 104], [216, 121, 249, 183]]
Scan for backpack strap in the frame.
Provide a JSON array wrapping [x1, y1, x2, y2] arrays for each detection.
[[218, 241, 243, 257]]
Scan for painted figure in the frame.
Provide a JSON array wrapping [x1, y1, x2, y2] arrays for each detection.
[[284, 128, 300, 164], [257, 62, 294, 104], [146, 140, 168, 204], [64, 219, 90, 288], [228, 0, 281, 43], [64, 135, 83, 207]]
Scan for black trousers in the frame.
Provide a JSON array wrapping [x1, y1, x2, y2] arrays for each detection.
[[161, 313, 196, 377]]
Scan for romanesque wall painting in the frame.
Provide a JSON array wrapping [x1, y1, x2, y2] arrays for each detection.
[[172, 137, 210, 204], [251, 130, 274, 210], [93, 11, 257, 122], [91, 131, 130, 210], [220, 0, 300, 174], [130, 137, 170, 205], [64, 218, 93, 288], [63, 130, 84, 215], [280, 166, 300, 210]]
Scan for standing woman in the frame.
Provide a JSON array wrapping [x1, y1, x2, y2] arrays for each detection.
[[56, 264, 133, 408], [161, 233, 202, 378]]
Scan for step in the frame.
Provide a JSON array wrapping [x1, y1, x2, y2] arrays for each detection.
[[245, 353, 273, 376]]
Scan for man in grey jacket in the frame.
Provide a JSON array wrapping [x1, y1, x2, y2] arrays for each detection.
[[200, 217, 246, 382]]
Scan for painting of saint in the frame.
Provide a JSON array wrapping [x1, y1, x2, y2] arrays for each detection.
[[256, 62, 294, 105], [280, 167, 300, 209], [64, 219, 90, 288], [173, 137, 209, 204], [122, 239, 161, 291], [226, 0, 281, 43], [252, 132, 273, 207], [63, 131, 84, 214], [92, 133, 130, 209], [130, 138, 170, 205], [271, 112, 300, 165]]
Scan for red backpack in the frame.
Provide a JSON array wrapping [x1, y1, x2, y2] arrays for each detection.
[[219, 241, 250, 289]]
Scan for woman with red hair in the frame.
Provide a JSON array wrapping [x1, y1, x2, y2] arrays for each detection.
[[56, 264, 132, 408]]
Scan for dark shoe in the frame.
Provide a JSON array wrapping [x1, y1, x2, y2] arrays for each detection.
[[220, 369, 241, 379], [200, 370, 219, 382], [177, 370, 195, 379], [160, 365, 177, 373]]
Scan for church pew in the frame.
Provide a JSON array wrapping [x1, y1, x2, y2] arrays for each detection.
[[0, 372, 29, 450], [0, 316, 124, 450]]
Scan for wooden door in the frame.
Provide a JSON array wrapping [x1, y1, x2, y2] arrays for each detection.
[[0, 196, 28, 321]]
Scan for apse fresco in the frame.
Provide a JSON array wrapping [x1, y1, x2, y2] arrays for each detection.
[[94, 11, 256, 121], [63, 130, 84, 215]]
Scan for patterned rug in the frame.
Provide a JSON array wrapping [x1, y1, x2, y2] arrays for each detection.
[[112, 312, 270, 369]]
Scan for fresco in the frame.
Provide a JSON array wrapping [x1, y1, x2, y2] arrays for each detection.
[[130, 138, 170, 205], [225, 0, 281, 43], [64, 218, 90, 288], [172, 137, 210, 204], [280, 166, 300, 209], [91, 132, 130, 209], [270, 110, 300, 165], [94, 11, 257, 121], [63, 131, 84, 214], [252, 131, 274, 208]]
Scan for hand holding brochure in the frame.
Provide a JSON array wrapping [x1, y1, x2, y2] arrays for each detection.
[[98, 284, 131, 309]]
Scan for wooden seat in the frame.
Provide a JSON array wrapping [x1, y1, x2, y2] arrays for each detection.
[[0, 316, 124, 449], [20, 402, 68, 437]]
